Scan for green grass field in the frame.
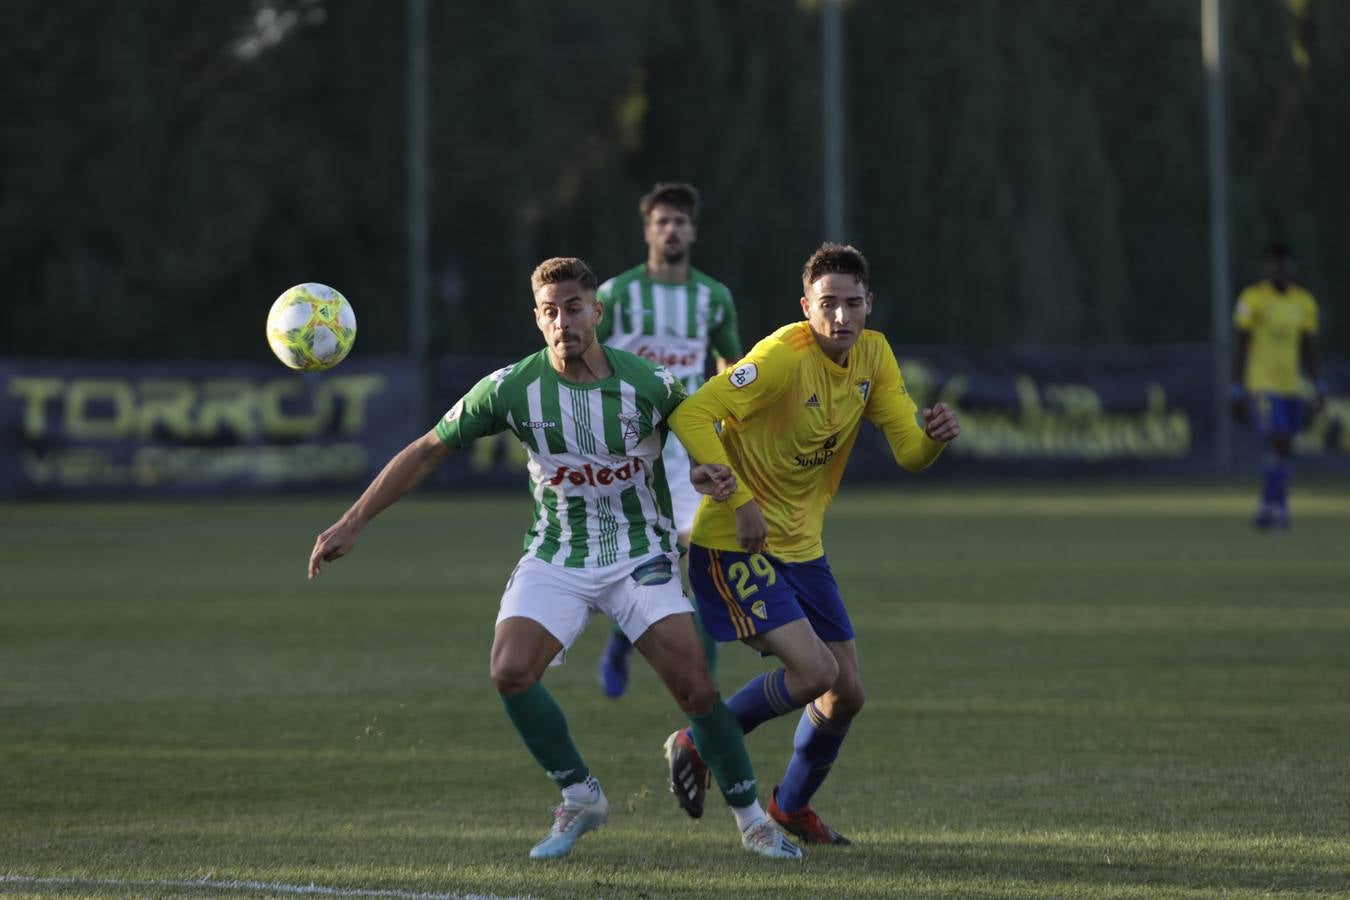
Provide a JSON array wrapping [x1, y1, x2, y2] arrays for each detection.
[[3, 483, 1349, 899]]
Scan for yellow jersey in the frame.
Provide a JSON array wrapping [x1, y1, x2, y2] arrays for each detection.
[[1233, 280, 1318, 395], [670, 321, 944, 562]]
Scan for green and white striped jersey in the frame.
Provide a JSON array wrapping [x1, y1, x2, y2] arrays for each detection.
[[435, 347, 687, 568], [596, 264, 742, 394]]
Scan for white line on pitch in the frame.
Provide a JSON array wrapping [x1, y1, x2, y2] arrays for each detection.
[[0, 874, 542, 900]]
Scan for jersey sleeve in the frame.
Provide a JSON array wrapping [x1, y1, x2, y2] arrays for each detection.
[[1232, 288, 1259, 331], [708, 285, 743, 363], [652, 365, 690, 421], [669, 336, 797, 508], [595, 279, 617, 342], [434, 373, 509, 449], [1301, 293, 1320, 334], [864, 343, 946, 472]]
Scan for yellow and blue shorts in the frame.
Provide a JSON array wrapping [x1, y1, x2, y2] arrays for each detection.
[[688, 545, 854, 644]]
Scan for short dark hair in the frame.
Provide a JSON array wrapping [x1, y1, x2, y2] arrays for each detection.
[[639, 182, 701, 222], [802, 242, 869, 291], [1264, 240, 1295, 260], [530, 257, 598, 293]]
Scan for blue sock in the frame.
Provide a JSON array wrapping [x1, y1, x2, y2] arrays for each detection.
[[777, 701, 850, 813], [1262, 461, 1290, 510], [724, 668, 803, 735]]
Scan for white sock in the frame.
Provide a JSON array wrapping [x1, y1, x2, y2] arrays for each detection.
[[562, 776, 601, 805], [732, 801, 767, 831]]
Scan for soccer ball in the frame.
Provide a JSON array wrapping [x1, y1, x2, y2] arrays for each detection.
[[266, 283, 357, 371]]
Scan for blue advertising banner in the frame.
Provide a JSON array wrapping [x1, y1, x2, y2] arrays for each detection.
[[883, 346, 1350, 475], [1, 358, 420, 498], [4, 348, 1346, 497], [425, 346, 1350, 489]]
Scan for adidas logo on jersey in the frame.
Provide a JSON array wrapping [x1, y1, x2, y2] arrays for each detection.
[[804, 393, 821, 408]]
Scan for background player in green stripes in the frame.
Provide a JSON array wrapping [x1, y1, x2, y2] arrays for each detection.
[[595, 182, 743, 698], [307, 257, 799, 861]]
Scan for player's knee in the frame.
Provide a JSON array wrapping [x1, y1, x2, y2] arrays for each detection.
[[489, 662, 537, 697], [673, 673, 717, 716], [827, 678, 866, 720], [791, 655, 839, 701]]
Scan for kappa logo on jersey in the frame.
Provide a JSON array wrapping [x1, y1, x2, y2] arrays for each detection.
[[726, 779, 757, 796], [730, 363, 758, 388], [654, 366, 680, 398], [521, 419, 559, 429], [856, 379, 871, 401], [805, 393, 821, 408], [548, 458, 645, 487], [619, 413, 641, 441]]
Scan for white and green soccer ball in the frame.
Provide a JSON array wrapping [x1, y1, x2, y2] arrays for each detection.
[[266, 283, 357, 371]]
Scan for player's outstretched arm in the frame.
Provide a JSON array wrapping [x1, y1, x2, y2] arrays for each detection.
[[308, 429, 454, 579], [1301, 333, 1327, 415]]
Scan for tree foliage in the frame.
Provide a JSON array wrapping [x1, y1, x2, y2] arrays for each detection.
[[1, 0, 1342, 361]]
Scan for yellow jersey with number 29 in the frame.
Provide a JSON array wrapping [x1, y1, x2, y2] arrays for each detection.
[[670, 321, 944, 562]]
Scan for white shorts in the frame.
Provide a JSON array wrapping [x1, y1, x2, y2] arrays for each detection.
[[663, 432, 700, 537], [497, 552, 693, 666]]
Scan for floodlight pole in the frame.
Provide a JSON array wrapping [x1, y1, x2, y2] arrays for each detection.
[[408, 0, 430, 419], [1203, 0, 1232, 470], [822, 0, 845, 242]]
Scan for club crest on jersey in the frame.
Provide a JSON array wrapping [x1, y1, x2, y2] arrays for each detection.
[[750, 599, 768, 620], [856, 379, 871, 402], [730, 363, 758, 388], [619, 413, 641, 441]]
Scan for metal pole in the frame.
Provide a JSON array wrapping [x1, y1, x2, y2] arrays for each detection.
[[822, 0, 845, 243], [408, 0, 430, 419], [1203, 0, 1232, 470]]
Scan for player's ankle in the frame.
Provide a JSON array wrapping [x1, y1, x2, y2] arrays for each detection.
[[732, 801, 767, 831]]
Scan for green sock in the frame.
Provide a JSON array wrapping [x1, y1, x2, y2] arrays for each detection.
[[499, 682, 589, 789], [692, 603, 719, 677], [688, 696, 757, 808]]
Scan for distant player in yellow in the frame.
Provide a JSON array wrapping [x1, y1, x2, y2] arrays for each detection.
[[660, 243, 961, 844], [1230, 242, 1327, 529]]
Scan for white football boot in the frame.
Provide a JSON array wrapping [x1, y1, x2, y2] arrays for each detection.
[[740, 816, 804, 860], [528, 791, 610, 860]]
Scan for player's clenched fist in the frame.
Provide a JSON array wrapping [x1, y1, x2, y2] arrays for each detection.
[[690, 463, 737, 501], [922, 402, 960, 443]]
